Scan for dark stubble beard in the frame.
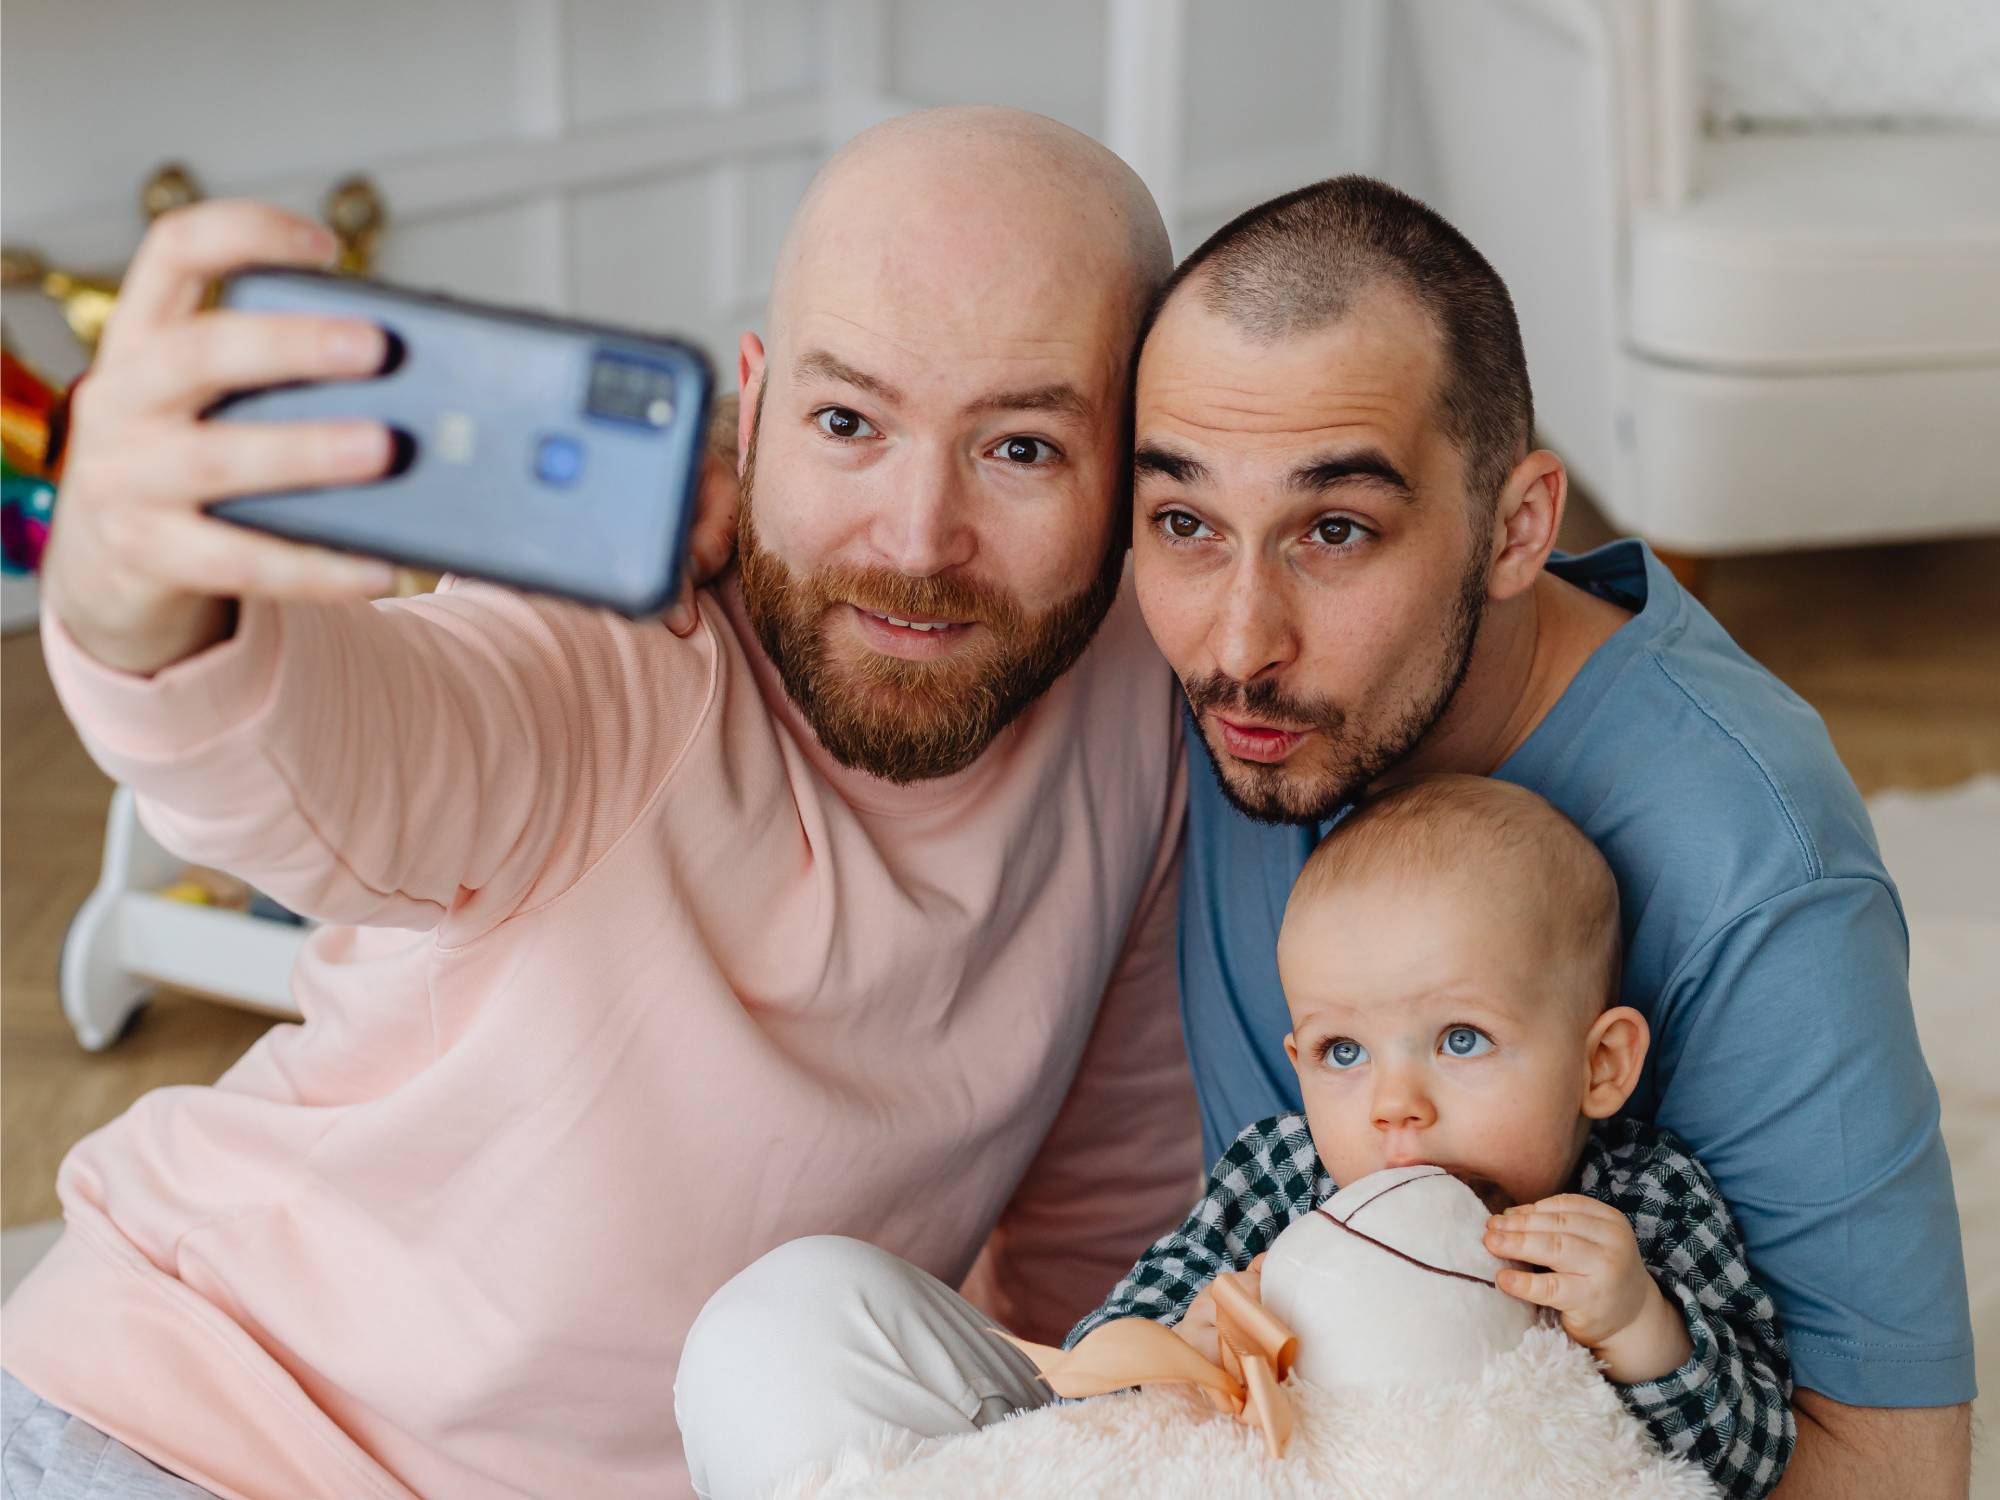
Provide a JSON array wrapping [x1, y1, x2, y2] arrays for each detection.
[[1184, 544, 1490, 826], [735, 417, 1126, 785]]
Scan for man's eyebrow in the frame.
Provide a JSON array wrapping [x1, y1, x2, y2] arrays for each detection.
[[1133, 443, 1209, 484], [794, 349, 904, 406], [1289, 448, 1415, 500], [963, 383, 1094, 424]]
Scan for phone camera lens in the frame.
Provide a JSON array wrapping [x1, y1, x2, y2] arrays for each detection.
[[534, 434, 585, 487]]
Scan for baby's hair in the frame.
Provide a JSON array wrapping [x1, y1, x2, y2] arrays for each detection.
[[1290, 774, 1623, 1011]]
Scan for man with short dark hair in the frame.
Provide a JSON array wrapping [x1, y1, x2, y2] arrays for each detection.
[[682, 176, 1973, 1499], [1145, 175, 1973, 1498]]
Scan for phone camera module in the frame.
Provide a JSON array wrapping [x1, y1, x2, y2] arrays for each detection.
[[586, 351, 678, 430]]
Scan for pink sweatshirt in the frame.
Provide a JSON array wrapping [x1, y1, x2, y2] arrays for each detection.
[[7, 574, 1195, 1500]]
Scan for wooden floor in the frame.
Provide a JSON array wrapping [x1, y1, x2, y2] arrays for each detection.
[[5, 514, 2000, 1227]]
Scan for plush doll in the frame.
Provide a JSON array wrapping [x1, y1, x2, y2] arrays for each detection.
[[1261, 1164, 1540, 1391], [772, 1167, 1715, 1500]]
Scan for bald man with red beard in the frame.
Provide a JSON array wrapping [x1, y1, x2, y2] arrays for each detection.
[[5, 108, 1200, 1500]]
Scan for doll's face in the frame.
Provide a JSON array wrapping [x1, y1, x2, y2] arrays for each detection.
[[1279, 866, 1643, 1209]]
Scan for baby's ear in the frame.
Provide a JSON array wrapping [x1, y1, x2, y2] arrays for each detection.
[[1581, 1005, 1649, 1118], [1283, 1032, 1300, 1066]]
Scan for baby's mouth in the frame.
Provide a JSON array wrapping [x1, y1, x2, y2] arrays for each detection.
[[1447, 1170, 1514, 1213]]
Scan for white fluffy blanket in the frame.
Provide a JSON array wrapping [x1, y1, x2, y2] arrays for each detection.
[[768, 1326, 1715, 1500]]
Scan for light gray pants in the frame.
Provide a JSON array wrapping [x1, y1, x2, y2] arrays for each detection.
[[2, 1372, 219, 1499], [674, 1236, 1055, 1500]]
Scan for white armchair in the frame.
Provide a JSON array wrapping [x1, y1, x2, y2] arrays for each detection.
[[1404, 0, 2000, 580]]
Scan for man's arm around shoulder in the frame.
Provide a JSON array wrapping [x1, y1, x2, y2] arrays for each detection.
[[1770, 1391, 1971, 1499]]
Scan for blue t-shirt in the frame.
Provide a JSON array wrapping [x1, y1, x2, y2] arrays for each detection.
[[1178, 538, 1974, 1407]]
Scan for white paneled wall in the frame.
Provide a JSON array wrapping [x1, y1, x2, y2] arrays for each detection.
[[2, 0, 1415, 368], [1, 0, 1419, 629]]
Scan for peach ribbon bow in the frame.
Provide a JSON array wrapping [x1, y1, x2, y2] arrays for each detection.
[[998, 1273, 1301, 1457]]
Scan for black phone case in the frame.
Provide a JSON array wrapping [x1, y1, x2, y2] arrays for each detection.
[[208, 268, 714, 617]]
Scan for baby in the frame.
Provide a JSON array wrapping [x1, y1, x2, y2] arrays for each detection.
[[1069, 774, 1796, 1499]]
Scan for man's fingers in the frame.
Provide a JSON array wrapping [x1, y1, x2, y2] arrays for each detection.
[[161, 418, 393, 507], [683, 454, 741, 585], [101, 312, 387, 420], [102, 201, 340, 359], [663, 574, 697, 637], [159, 514, 395, 601], [706, 391, 743, 460]]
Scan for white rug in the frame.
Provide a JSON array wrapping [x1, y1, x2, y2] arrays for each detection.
[[770, 1325, 1717, 1500], [1868, 775, 2000, 1480]]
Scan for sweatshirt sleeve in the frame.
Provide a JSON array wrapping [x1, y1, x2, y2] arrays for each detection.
[[41, 580, 717, 938]]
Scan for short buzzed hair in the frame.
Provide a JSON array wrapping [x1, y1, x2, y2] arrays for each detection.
[[1290, 774, 1623, 1012], [1157, 176, 1533, 508]]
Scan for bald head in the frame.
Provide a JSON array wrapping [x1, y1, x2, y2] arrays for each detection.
[[768, 106, 1170, 354]]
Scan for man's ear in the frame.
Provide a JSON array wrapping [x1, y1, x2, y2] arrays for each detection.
[[1580, 1005, 1649, 1119], [736, 332, 766, 475], [1487, 449, 1568, 603]]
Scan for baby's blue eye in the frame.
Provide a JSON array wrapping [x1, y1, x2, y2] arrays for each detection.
[[1325, 1038, 1368, 1069], [1441, 1025, 1494, 1058]]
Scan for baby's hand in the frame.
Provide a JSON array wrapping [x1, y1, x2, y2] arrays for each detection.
[[1483, 1194, 1693, 1383], [1172, 1253, 1266, 1366]]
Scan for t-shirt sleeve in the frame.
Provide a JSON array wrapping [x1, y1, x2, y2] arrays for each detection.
[[1651, 874, 1974, 1406]]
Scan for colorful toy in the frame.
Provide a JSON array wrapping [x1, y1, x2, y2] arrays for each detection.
[[2, 345, 70, 575]]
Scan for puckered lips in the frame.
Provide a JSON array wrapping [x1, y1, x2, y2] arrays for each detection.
[[847, 602, 976, 661], [1212, 711, 1312, 765]]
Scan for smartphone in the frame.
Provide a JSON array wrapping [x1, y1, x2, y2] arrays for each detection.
[[207, 268, 714, 617]]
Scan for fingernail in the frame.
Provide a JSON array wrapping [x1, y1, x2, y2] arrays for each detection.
[[352, 563, 397, 595], [340, 424, 389, 464], [298, 222, 340, 262], [330, 324, 381, 365], [664, 602, 693, 636]]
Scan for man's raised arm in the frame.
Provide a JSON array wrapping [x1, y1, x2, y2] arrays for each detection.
[[41, 199, 716, 934]]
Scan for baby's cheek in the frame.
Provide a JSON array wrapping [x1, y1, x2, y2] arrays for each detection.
[[1507, 1136, 1591, 1205], [1299, 1095, 1365, 1177]]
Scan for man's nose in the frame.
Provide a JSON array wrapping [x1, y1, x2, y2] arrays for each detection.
[[1208, 558, 1297, 685], [874, 446, 976, 578]]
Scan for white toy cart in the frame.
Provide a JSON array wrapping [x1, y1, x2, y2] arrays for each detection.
[[61, 786, 307, 1050]]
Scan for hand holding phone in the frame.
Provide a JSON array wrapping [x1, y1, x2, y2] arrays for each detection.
[[43, 198, 717, 681], [209, 268, 712, 620], [43, 200, 402, 676]]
